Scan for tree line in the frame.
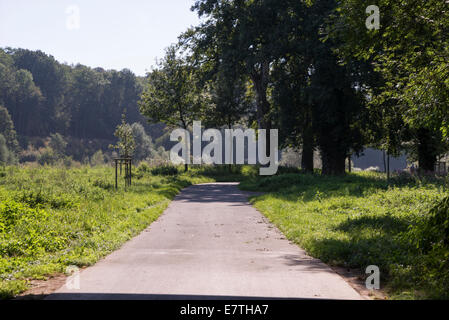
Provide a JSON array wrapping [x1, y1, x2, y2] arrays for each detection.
[[0, 47, 171, 163], [139, 0, 449, 175], [0, 48, 147, 139]]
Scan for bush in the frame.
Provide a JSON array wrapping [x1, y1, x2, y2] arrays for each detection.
[[276, 166, 302, 175], [15, 190, 75, 209], [37, 148, 57, 165], [90, 150, 105, 166], [0, 199, 67, 256], [92, 179, 114, 191], [151, 165, 179, 176], [404, 195, 449, 298], [410, 195, 449, 253], [134, 162, 151, 180]]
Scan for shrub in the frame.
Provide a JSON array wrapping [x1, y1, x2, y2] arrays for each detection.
[[404, 195, 449, 298], [90, 150, 105, 166], [137, 162, 150, 173], [151, 165, 178, 176], [16, 190, 75, 209], [276, 166, 302, 175], [0, 199, 67, 256], [92, 179, 114, 191], [412, 195, 449, 253], [37, 148, 57, 165]]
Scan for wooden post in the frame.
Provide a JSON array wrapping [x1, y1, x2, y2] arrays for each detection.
[[115, 159, 118, 190], [125, 160, 128, 187], [387, 153, 390, 180], [129, 159, 132, 186]]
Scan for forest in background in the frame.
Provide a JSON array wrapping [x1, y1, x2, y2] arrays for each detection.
[[0, 48, 171, 165]]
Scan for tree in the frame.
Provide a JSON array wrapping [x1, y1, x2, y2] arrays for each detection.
[[11, 48, 72, 133], [183, 0, 296, 151], [110, 113, 135, 159], [131, 122, 153, 161], [7, 69, 44, 136], [272, 0, 366, 175], [90, 150, 105, 166], [139, 46, 201, 171], [331, 0, 449, 171], [49, 133, 67, 158], [0, 134, 15, 165], [200, 67, 251, 130], [0, 105, 19, 153]]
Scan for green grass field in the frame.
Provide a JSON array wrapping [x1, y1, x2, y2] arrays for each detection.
[[1, 165, 448, 299], [240, 172, 449, 299], [0, 164, 217, 298]]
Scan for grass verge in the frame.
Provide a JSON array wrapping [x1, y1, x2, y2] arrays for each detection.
[[240, 171, 449, 299], [0, 165, 216, 299]]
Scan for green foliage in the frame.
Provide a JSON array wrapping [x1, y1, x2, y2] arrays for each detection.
[[0, 106, 19, 153], [49, 133, 67, 157], [0, 135, 14, 165], [0, 48, 154, 157], [90, 150, 105, 166], [0, 199, 67, 257], [136, 162, 150, 173], [151, 165, 179, 176], [110, 113, 135, 158], [140, 45, 201, 131], [37, 148, 57, 166], [401, 196, 449, 298], [0, 165, 218, 298], [92, 178, 114, 191], [131, 123, 153, 161], [15, 189, 75, 209], [241, 171, 449, 299], [330, 0, 449, 169]]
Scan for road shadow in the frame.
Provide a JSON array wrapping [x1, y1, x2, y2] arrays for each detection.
[[173, 183, 260, 204], [44, 293, 328, 300]]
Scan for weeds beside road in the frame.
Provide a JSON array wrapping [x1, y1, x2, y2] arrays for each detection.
[[0, 165, 213, 298]]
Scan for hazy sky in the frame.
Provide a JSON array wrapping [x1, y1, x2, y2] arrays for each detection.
[[0, 0, 200, 76]]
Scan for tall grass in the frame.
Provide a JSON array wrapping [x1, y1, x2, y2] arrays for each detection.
[[0, 165, 214, 298]]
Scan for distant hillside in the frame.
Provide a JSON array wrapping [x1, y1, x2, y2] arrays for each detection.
[[0, 48, 166, 161]]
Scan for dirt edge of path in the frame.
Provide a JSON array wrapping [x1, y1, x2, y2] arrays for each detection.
[[329, 266, 387, 300], [15, 274, 68, 300]]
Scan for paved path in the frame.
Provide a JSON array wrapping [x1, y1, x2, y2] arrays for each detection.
[[48, 183, 362, 300]]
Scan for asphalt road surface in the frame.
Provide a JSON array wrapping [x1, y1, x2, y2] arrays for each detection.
[[47, 183, 362, 300]]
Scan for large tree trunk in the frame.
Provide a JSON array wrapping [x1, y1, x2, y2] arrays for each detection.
[[321, 151, 346, 175], [417, 128, 438, 172], [320, 140, 347, 175], [301, 138, 314, 173], [251, 61, 272, 155]]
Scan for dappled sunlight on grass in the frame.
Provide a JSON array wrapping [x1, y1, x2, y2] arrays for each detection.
[[242, 171, 449, 299]]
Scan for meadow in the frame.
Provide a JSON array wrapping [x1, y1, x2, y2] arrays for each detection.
[[0, 164, 215, 298], [1, 164, 448, 299]]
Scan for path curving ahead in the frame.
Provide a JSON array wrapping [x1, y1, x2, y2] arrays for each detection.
[[47, 183, 362, 300]]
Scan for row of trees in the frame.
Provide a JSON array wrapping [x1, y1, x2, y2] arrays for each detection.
[[0, 48, 149, 140], [0, 48, 174, 163], [139, 0, 449, 175]]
